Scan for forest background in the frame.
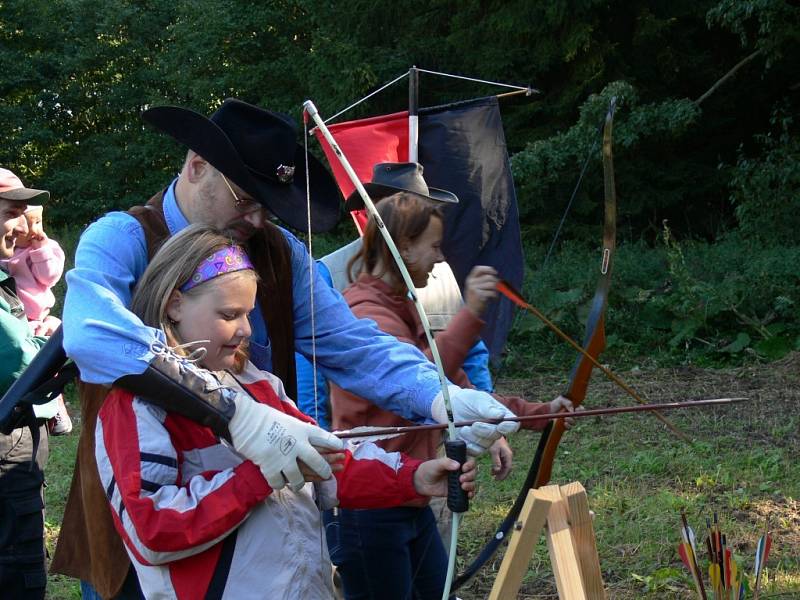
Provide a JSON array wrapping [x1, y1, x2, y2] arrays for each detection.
[[2, 0, 799, 373]]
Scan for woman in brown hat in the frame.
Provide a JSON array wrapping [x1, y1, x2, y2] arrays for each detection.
[[328, 164, 575, 600]]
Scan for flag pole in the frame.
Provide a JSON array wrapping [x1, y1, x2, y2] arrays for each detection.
[[496, 88, 536, 99], [408, 65, 419, 161], [407, 68, 460, 600], [303, 100, 463, 600]]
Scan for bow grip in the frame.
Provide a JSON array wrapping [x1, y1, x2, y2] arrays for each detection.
[[445, 439, 469, 513]]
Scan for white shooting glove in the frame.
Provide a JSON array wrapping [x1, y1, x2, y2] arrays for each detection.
[[228, 394, 343, 493], [431, 385, 520, 456], [32, 397, 60, 420]]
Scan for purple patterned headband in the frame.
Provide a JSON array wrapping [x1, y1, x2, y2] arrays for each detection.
[[180, 245, 255, 292]]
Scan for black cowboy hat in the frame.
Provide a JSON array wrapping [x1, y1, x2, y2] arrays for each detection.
[[344, 162, 459, 212], [142, 99, 341, 233]]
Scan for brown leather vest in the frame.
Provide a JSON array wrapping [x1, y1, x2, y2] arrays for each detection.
[[51, 191, 297, 597]]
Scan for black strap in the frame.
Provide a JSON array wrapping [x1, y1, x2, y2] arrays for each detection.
[[27, 423, 40, 473], [0, 326, 72, 433], [21, 362, 79, 406], [205, 528, 238, 599], [1, 362, 79, 435]]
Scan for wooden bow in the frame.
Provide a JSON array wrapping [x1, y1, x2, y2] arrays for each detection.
[[453, 97, 619, 591]]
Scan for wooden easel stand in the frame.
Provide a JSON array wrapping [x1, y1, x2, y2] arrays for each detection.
[[489, 482, 605, 600]]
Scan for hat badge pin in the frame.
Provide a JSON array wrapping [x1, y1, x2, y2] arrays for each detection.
[[275, 164, 295, 184]]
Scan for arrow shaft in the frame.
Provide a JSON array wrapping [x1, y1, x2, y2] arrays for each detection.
[[335, 398, 746, 440]]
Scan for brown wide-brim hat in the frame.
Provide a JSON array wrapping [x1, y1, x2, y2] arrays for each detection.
[[0, 168, 49, 204], [142, 99, 341, 233], [344, 162, 459, 212]]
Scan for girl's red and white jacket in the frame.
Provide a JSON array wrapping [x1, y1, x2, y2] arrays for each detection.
[[95, 361, 426, 600]]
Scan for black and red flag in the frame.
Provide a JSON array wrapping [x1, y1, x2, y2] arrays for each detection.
[[315, 96, 523, 360]]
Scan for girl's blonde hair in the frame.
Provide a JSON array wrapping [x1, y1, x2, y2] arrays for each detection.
[[130, 223, 257, 372]]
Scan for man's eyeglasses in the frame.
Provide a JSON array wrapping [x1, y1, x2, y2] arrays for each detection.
[[221, 174, 262, 215]]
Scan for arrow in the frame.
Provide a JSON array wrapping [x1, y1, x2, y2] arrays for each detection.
[[497, 279, 692, 442], [681, 511, 708, 600], [753, 518, 772, 600], [335, 397, 746, 440]]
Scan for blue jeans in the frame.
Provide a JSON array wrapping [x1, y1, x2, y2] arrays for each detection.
[[326, 506, 449, 600], [80, 581, 102, 600], [80, 567, 144, 599]]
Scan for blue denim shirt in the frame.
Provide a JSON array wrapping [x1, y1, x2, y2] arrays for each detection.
[[62, 180, 441, 422], [463, 339, 494, 393]]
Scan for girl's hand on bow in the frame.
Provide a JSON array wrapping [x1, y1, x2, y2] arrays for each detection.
[[549, 395, 583, 430], [413, 457, 477, 498], [299, 450, 346, 482]]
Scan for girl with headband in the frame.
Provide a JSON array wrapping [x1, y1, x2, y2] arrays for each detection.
[[93, 223, 477, 599]]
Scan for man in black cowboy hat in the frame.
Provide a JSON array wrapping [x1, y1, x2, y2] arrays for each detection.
[[54, 100, 517, 598]]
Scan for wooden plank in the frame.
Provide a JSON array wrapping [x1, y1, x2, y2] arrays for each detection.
[[536, 485, 587, 600], [488, 490, 552, 600], [561, 482, 606, 600]]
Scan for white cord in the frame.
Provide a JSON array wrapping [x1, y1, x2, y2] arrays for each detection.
[[320, 68, 535, 127], [303, 121, 319, 426], [304, 115, 326, 561], [323, 71, 409, 124], [415, 67, 533, 92], [149, 339, 210, 363]]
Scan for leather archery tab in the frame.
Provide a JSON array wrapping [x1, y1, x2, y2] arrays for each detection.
[[115, 342, 236, 439]]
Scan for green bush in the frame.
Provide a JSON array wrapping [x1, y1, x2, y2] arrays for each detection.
[[727, 105, 800, 244], [502, 229, 800, 374]]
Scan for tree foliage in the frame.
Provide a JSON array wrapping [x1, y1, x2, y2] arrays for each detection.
[[0, 0, 797, 239], [727, 105, 800, 244], [0, 0, 798, 369]]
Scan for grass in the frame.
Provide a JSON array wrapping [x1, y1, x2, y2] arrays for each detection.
[[42, 356, 800, 598], [456, 354, 800, 598], [31, 224, 800, 597], [38, 216, 800, 598], [44, 384, 81, 600]]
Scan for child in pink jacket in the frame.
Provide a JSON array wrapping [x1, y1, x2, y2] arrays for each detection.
[[0, 204, 71, 433], [1, 204, 64, 334]]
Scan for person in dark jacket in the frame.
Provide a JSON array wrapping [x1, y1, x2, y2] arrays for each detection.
[[0, 167, 54, 599]]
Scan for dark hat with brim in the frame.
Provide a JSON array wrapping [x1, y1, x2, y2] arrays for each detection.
[[0, 168, 49, 204], [344, 162, 459, 212], [142, 99, 341, 233]]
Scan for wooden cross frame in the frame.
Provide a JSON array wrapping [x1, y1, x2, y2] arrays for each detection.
[[489, 482, 605, 600]]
